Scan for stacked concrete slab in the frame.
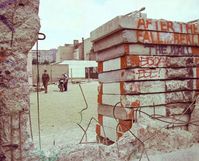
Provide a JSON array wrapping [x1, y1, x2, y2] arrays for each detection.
[[90, 13, 199, 143]]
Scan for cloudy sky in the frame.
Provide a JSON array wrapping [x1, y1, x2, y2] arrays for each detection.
[[35, 0, 199, 50]]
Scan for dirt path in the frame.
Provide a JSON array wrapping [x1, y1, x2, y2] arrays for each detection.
[[30, 81, 98, 150]]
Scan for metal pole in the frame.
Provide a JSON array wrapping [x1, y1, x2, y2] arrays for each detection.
[[36, 40, 41, 150], [10, 115, 13, 161], [18, 112, 22, 161], [50, 66, 53, 84], [28, 110, 33, 141], [70, 68, 73, 83], [82, 37, 84, 60]]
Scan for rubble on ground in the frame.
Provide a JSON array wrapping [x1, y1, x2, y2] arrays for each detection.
[[35, 116, 198, 161], [188, 99, 199, 143]]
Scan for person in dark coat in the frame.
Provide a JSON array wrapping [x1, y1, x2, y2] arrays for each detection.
[[42, 70, 50, 93], [63, 74, 68, 91]]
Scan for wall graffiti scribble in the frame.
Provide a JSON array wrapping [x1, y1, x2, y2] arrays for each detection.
[[0, 0, 16, 8], [0, 15, 14, 32], [140, 56, 167, 67], [0, 0, 17, 32], [136, 68, 160, 79]]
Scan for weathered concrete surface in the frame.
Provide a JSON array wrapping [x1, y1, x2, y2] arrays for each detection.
[[133, 144, 199, 161], [130, 116, 193, 150], [92, 13, 199, 157], [90, 15, 199, 42], [57, 143, 199, 161], [0, 0, 40, 160], [189, 97, 199, 142], [98, 91, 194, 107], [96, 44, 199, 62], [98, 104, 167, 120], [98, 104, 133, 120], [166, 103, 193, 115], [96, 115, 132, 142], [99, 80, 196, 94], [98, 68, 195, 83], [98, 56, 199, 72], [96, 115, 119, 142], [93, 30, 199, 52], [55, 116, 195, 161]]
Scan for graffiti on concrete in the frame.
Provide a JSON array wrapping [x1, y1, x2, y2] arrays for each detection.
[[136, 18, 199, 34], [136, 19, 199, 45], [136, 30, 199, 46], [0, 15, 14, 32], [144, 45, 191, 55], [136, 68, 160, 79], [0, 0, 16, 8], [140, 56, 167, 67]]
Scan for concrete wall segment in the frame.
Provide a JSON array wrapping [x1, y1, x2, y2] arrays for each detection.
[[91, 15, 199, 42]]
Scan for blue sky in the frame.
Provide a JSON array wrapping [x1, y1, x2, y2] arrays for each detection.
[[35, 0, 199, 50]]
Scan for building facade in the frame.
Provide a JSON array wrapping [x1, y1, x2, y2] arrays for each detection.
[[56, 38, 96, 62], [30, 48, 57, 64], [56, 44, 74, 62]]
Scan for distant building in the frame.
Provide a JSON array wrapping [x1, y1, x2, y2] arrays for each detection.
[[30, 49, 57, 64], [28, 38, 97, 85], [73, 39, 82, 60], [59, 60, 97, 79], [88, 48, 96, 60], [83, 38, 94, 60], [56, 44, 74, 62], [56, 38, 96, 62], [56, 40, 82, 62]]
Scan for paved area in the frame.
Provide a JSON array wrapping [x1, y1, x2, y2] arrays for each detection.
[[30, 81, 98, 150]]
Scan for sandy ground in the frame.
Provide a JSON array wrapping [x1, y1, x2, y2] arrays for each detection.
[[30, 80, 98, 150], [30, 80, 199, 161]]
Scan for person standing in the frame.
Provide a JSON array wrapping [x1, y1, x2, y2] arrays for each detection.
[[63, 73, 68, 91], [42, 70, 50, 93]]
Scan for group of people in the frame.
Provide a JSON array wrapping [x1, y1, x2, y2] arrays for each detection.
[[41, 70, 69, 93]]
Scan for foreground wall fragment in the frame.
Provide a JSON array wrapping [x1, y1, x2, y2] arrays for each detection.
[[0, 0, 40, 160], [91, 12, 199, 142]]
